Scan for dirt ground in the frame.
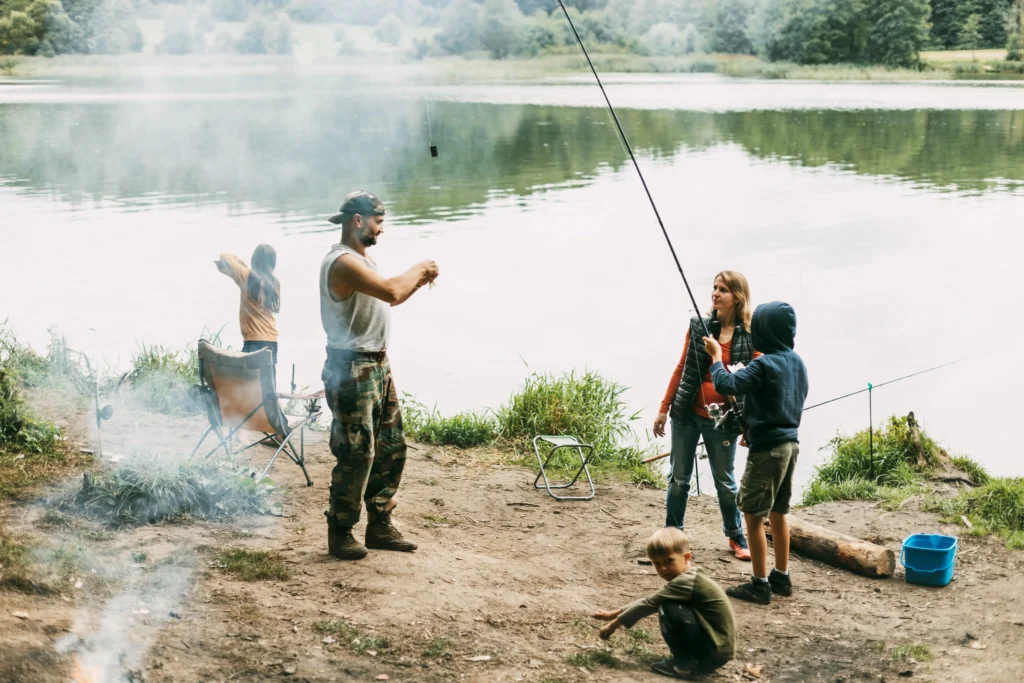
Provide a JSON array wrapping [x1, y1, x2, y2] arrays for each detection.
[[1, 404, 1023, 683]]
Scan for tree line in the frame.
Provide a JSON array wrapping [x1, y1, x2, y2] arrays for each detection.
[[3, 0, 1024, 66]]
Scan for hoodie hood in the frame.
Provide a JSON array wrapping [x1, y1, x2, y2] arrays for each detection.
[[752, 301, 797, 353]]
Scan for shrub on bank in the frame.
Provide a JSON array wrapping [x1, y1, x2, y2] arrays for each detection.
[[802, 415, 987, 507], [401, 396, 497, 448], [926, 478, 1024, 549]]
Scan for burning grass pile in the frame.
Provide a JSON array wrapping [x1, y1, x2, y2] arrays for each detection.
[[60, 458, 280, 526]]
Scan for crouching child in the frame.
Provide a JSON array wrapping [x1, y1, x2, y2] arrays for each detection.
[[703, 301, 809, 605], [593, 527, 736, 679]]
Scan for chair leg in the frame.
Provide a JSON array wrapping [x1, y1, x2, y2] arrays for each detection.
[[533, 443, 596, 501], [189, 426, 215, 460]]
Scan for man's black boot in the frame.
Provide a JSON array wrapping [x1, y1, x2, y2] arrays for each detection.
[[365, 512, 417, 552], [327, 517, 368, 560]]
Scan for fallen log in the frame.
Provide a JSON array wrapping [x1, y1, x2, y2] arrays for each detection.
[[767, 516, 895, 578]]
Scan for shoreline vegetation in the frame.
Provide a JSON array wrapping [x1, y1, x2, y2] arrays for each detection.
[[5, 322, 1020, 558], [4, 50, 1024, 82]]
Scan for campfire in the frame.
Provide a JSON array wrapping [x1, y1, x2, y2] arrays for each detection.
[[72, 656, 100, 683]]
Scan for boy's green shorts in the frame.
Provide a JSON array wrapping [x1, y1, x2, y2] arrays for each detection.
[[737, 441, 800, 518]]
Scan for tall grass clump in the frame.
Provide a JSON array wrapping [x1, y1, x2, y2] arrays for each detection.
[[926, 478, 1024, 549], [0, 326, 79, 501], [400, 395, 497, 448], [802, 415, 976, 507], [63, 458, 278, 526], [495, 370, 661, 487], [126, 329, 224, 415]]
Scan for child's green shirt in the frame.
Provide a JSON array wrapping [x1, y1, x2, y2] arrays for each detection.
[[618, 566, 736, 660]]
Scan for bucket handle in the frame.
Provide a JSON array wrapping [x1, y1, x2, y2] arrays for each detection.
[[900, 547, 956, 573]]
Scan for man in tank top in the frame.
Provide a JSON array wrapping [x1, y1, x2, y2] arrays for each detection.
[[320, 191, 439, 561]]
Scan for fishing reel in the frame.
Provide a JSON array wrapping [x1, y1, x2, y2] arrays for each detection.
[[95, 404, 113, 429], [705, 402, 733, 431]]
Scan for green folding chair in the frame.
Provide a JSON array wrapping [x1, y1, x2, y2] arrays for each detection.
[[532, 435, 595, 501]]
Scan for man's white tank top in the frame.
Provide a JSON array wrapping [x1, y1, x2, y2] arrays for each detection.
[[319, 244, 390, 352]]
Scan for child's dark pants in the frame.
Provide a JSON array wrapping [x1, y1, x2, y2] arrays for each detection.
[[658, 603, 728, 673]]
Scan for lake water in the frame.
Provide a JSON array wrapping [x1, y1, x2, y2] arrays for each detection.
[[2, 73, 1022, 492]]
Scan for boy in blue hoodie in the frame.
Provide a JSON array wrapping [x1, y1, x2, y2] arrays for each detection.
[[703, 301, 808, 605]]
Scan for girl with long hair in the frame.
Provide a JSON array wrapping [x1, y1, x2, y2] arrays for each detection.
[[215, 244, 281, 365], [653, 271, 761, 560]]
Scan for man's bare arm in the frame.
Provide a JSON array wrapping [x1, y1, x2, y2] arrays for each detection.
[[329, 255, 438, 306]]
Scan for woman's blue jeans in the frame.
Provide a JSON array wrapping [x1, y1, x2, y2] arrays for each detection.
[[666, 415, 743, 539]]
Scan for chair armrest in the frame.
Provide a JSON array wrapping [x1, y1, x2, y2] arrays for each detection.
[[278, 390, 326, 401]]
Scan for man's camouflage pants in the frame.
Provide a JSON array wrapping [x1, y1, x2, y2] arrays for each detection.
[[322, 356, 406, 528]]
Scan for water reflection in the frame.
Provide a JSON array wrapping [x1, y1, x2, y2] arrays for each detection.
[[1, 87, 1022, 228]]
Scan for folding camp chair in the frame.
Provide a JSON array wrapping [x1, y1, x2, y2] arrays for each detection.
[[532, 435, 595, 501], [189, 340, 322, 486]]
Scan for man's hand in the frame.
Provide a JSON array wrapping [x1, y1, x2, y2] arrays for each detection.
[[592, 609, 621, 622], [703, 336, 723, 364], [417, 260, 439, 288], [653, 413, 667, 438], [740, 436, 748, 448]]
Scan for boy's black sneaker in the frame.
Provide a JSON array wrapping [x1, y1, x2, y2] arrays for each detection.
[[650, 658, 694, 680], [727, 577, 772, 605], [769, 568, 792, 597]]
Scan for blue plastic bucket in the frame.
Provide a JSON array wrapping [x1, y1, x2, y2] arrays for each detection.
[[900, 534, 957, 587]]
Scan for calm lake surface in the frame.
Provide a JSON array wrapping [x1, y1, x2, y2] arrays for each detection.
[[2, 74, 1022, 491]]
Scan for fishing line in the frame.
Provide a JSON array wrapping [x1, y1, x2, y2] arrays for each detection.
[[803, 354, 984, 412], [554, 1, 707, 335], [556, 1, 746, 438]]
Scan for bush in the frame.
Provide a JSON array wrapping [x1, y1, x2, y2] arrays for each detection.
[[401, 396, 497, 448], [236, 15, 268, 54], [495, 370, 660, 486], [643, 22, 696, 57], [812, 415, 942, 488], [435, 0, 482, 54], [268, 14, 293, 54], [126, 342, 200, 414], [373, 13, 403, 47], [286, 0, 339, 23], [210, 0, 250, 22], [928, 478, 1024, 548]]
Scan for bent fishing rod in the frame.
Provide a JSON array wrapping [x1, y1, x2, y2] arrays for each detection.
[[554, 0, 748, 438]]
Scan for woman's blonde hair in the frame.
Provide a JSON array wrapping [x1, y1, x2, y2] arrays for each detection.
[[708, 270, 752, 332], [646, 527, 690, 558]]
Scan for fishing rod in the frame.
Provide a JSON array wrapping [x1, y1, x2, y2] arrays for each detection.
[[554, 0, 748, 440]]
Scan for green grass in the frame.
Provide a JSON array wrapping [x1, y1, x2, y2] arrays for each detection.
[[623, 627, 661, 665], [925, 478, 1024, 548], [131, 551, 148, 563], [401, 395, 497, 448], [495, 370, 661, 488], [314, 619, 391, 654], [891, 642, 933, 662], [214, 548, 289, 581], [566, 649, 620, 668], [801, 415, 981, 508], [951, 455, 990, 485], [422, 637, 451, 659]]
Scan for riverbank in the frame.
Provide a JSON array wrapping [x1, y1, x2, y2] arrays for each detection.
[[2, 384, 1023, 682], [4, 52, 1024, 82]]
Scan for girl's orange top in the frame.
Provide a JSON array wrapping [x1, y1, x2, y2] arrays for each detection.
[[659, 330, 761, 419]]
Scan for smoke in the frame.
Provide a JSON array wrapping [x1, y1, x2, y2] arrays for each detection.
[[56, 559, 194, 683]]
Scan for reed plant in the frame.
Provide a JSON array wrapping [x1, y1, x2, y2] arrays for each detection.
[[926, 478, 1024, 549], [400, 395, 497, 448]]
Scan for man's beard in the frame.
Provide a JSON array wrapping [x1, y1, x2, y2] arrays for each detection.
[[357, 230, 377, 247]]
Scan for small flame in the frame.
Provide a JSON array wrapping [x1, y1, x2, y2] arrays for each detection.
[[73, 656, 99, 683]]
